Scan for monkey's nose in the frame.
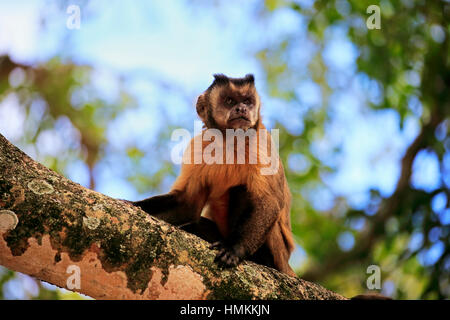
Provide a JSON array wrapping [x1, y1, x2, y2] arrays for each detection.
[[235, 104, 248, 114]]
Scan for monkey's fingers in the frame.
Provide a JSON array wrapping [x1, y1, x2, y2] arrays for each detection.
[[214, 248, 240, 267]]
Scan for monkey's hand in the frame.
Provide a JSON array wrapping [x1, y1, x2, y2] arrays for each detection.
[[210, 241, 245, 267]]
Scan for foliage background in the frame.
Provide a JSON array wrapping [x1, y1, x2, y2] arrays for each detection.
[[0, 0, 449, 299]]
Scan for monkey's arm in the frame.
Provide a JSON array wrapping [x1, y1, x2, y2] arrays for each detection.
[[132, 193, 178, 214], [212, 185, 280, 266], [132, 191, 199, 226]]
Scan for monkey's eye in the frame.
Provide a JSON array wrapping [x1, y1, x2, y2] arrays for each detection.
[[226, 97, 235, 106], [243, 99, 252, 105]]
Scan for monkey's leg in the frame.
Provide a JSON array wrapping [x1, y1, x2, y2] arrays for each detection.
[[211, 185, 280, 267], [132, 191, 200, 226]]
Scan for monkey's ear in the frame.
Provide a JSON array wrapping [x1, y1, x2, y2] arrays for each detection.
[[196, 93, 207, 121]]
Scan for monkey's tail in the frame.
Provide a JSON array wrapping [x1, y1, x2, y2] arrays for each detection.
[[280, 216, 295, 254]]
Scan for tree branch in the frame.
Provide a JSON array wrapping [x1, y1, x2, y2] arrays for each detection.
[[0, 133, 345, 300]]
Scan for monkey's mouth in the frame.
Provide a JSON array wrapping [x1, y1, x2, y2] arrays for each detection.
[[229, 116, 250, 123]]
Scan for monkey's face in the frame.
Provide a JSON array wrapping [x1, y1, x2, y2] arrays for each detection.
[[197, 74, 261, 131], [213, 85, 260, 130]]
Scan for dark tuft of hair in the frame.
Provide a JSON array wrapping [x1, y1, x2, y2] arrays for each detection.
[[207, 73, 255, 91], [213, 74, 229, 85], [244, 73, 255, 83], [230, 73, 255, 86]]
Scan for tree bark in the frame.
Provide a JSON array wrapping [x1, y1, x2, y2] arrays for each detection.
[[0, 133, 345, 300]]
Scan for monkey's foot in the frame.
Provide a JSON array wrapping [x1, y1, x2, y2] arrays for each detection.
[[210, 242, 243, 267]]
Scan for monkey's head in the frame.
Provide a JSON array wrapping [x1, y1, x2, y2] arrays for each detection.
[[196, 74, 261, 131]]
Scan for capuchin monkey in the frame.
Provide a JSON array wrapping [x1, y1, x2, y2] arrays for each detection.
[[130, 74, 296, 277]]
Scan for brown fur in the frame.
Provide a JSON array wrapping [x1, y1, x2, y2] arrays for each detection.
[[172, 125, 295, 275]]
